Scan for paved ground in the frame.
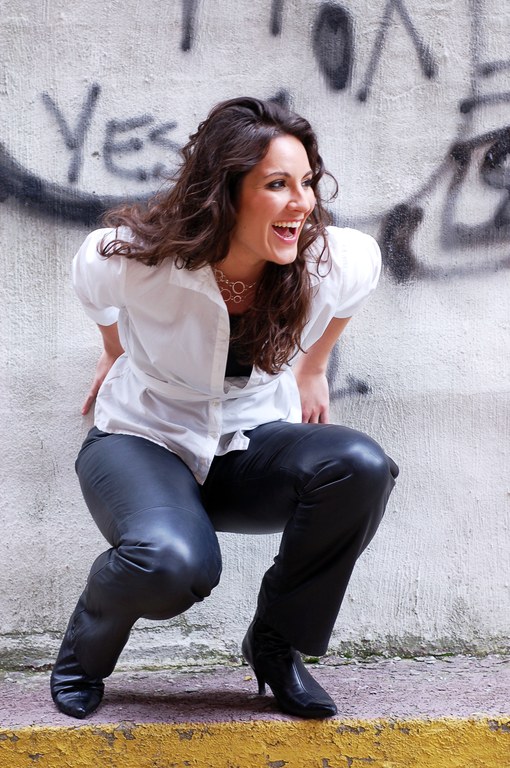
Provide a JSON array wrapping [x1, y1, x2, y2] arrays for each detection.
[[1, 654, 509, 726]]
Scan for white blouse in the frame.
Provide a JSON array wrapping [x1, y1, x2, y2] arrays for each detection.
[[72, 226, 381, 483]]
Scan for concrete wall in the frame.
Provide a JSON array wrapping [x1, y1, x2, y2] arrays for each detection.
[[1, 0, 508, 669]]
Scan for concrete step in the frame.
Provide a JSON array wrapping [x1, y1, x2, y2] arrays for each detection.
[[0, 654, 509, 767]]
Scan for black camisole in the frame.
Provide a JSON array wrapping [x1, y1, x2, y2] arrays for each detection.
[[225, 314, 253, 378]]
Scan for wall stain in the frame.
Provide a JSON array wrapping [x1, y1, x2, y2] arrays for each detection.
[[336, 724, 368, 734], [91, 727, 117, 747], [177, 728, 195, 740], [488, 719, 510, 732], [0, 733, 19, 742]]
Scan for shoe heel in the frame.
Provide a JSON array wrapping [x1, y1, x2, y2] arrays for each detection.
[[255, 671, 266, 695]]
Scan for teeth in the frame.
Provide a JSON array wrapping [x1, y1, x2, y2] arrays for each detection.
[[273, 221, 301, 228]]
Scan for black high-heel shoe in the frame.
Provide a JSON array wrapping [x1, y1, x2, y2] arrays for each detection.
[[242, 617, 337, 719], [50, 619, 104, 719]]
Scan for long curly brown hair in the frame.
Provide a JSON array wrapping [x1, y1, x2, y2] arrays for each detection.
[[100, 96, 336, 374]]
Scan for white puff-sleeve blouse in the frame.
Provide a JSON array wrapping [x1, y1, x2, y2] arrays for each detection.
[[72, 226, 381, 483]]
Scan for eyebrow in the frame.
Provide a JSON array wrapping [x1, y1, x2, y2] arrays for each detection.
[[263, 170, 313, 179]]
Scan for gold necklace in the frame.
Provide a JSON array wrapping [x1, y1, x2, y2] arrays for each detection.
[[214, 267, 257, 304]]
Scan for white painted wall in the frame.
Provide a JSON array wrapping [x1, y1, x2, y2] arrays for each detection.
[[1, 0, 508, 668]]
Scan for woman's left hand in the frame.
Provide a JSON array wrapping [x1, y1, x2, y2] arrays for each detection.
[[295, 370, 330, 424], [292, 317, 351, 424]]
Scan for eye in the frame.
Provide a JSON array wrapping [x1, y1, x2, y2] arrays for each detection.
[[266, 179, 286, 189], [302, 177, 314, 188]]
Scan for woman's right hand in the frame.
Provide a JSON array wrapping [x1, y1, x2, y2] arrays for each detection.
[[81, 350, 120, 415], [81, 322, 124, 415]]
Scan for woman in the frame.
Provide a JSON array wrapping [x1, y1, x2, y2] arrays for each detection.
[[51, 96, 398, 721]]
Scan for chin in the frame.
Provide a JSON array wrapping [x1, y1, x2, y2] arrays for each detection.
[[272, 251, 298, 266], [264, 244, 298, 265]]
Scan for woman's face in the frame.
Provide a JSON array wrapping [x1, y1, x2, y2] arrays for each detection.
[[228, 134, 316, 274]]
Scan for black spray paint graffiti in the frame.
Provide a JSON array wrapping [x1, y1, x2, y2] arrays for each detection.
[[270, 0, 285, 37], [380, 0, 510, 283], [0, 93, 284, 219], [0, 83, 183, 223], [41, 85, 100, 184], [181, 0, 200, 52], [381, 125, 510, 282], [103, 116, 180, 181], [193, 0, 435, 95], [356, 0, 437, 101], [0, 142, 116, 224], [327, 343, 373, 405], [0, 0, 440, 228], [443, 127, 510, 251], [42, 84, 180, 184], [380, 204, 423, 283], [0, 0, 509, 281], [257, 0, 507, 281], [312, 4, 353, 92], [0, 88, 289, 225]]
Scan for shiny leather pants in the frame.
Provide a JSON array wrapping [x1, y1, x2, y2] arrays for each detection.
[[68, 422, 398, 679]]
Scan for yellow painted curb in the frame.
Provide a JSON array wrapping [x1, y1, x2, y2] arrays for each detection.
[[0, 717, 509, 768]]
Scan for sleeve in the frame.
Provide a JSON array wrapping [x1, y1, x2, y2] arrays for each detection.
[[71, 228, 127, 326], [327, 227, 382, 318]]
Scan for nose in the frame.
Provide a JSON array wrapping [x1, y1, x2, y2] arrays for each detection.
[[287, 185, 314, 213]]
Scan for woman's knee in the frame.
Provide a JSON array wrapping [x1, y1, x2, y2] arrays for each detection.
[[116, 523, 222, 618], [340, 431, 398, 487], [299, 426, 398, 494], [150, 536, 222, 597]]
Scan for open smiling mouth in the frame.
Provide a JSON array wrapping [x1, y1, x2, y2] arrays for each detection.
[[271, 220, 303, 241]]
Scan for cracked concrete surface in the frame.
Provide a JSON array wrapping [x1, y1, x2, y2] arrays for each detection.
[[0, 654, 508, 727]]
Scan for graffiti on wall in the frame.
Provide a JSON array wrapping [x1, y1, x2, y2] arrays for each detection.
[[0, 81, 183, 224], [41, 84, 181, 184], [382, 126, 510, 282], [0, 0, 509, 284]]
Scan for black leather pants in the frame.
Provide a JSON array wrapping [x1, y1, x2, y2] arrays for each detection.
[[69, 422, 398, 678]]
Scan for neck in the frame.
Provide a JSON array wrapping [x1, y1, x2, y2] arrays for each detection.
[[218, 249, 266, 284]]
